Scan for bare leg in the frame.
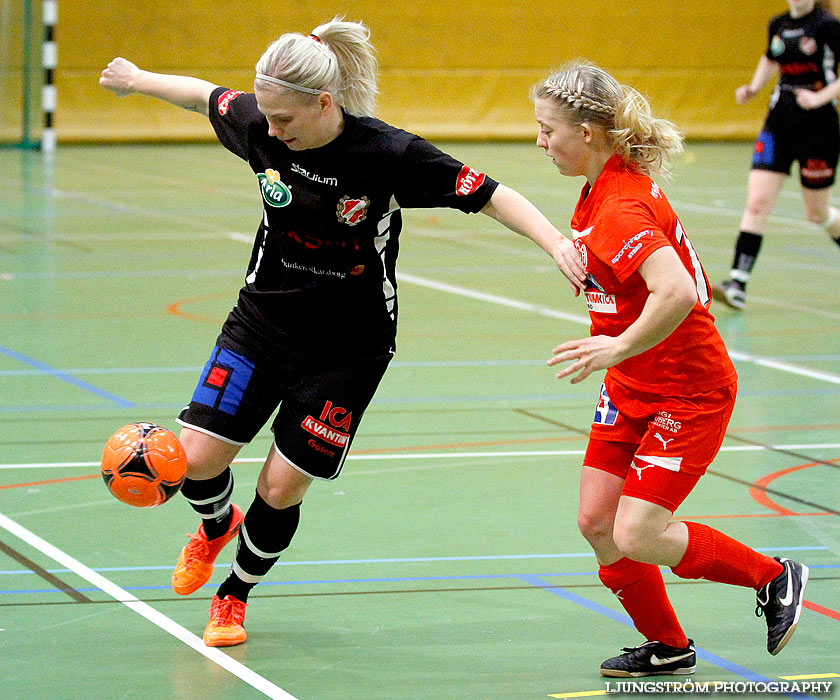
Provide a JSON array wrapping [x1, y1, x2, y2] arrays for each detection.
[[257, 445, 314, 508], [577, 466, 624, 565], [714, 170, 788, 308], [179, 426, 243, 480], [739, 170, 787, 233], [801, 186, 840, 240]]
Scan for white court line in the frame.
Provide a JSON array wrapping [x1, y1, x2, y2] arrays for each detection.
[[229, 232, 255, 244], [226, 235, 840, 383], [3, 443, 840, 470], [397, 272, 590, 326], [396, 272, 840, 386], [0, 511, 299, 700], [728, 351, 840, 385]]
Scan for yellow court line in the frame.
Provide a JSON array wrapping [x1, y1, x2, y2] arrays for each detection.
[[779, 673, 840, 680], [548, 692, 609, 699]]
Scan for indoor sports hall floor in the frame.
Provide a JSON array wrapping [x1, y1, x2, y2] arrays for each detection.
[[1, 141, 838, 699]]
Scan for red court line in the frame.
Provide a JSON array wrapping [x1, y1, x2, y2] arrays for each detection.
[[749, 458, 840, 515], [167, 294, 228, 325], [0, 474, 100, 491], [679, 511, 833, 521], [804, 600, 840, 622]]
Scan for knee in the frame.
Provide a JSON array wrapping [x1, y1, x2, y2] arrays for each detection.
[[611, 520, 652, 561], [258, 486, 305, 511], [744, 193, 774, 218], [257, 463, 312, 510], [178, 428, 239, 479], [577, 508, 614, 546], [805, 206, 829, 225]]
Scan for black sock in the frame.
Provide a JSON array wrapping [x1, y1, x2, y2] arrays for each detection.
[[180, 468, 234, 540], [729, 231, 763, 286], [216, 491, 301, 602]]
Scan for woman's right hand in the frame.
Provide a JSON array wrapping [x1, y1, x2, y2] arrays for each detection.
[[735, 84, 755, 105], [552, 235, 586, 296], [100, 57, 142, 97]]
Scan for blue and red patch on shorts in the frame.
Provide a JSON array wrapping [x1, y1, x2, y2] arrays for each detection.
[[191, 347, 254, 415]]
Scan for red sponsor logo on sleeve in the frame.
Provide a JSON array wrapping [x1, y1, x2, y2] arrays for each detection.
[[455, 165, 486, 196], [218, 89, 244, 116]]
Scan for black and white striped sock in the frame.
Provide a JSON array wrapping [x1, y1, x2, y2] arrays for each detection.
[[180, 468, 234, 540], [216, 491, 301, 602]]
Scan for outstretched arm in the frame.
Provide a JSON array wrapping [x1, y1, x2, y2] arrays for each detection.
[[99, 57, 217, 116], [481, 184, 586, 293], [735, 56, 778, 104], [547, 246, 697, 383]]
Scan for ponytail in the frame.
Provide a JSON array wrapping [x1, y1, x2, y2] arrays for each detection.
[[533, 61, 684, 178], [611, 85, 685, 179], [311, 18, 378, 116]]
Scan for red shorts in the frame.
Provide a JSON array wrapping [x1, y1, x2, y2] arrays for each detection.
[[584, 379, 737, 511]]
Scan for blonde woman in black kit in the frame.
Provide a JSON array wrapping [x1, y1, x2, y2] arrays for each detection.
[[100, 17, 585, 647]]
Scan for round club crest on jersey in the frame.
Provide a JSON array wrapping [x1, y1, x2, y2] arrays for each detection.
[[258, 169, 293, 208], [337, 195, 370, 225], [799, 36, 817, 56], [574, 237, 588, 268]]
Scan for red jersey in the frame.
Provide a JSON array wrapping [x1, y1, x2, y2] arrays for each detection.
[[571, 155, 736, 395]]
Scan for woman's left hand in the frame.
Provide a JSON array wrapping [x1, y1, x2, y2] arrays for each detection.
[[547, 335, 626, 384], [795, 88, 827, 110]]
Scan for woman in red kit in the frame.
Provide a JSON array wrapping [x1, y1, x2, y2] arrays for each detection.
[[534, 62, 809, 677]]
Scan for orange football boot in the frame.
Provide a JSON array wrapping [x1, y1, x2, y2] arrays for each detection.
[[203, 594, 248, 647], [172, 503, 244, 595]]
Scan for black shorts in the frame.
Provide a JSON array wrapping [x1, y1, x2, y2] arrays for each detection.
[[751, 108, 840, 189], [177, 341, 391, 480]]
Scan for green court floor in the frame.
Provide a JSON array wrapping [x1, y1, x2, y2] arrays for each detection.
[[0, 142, 838, 699]]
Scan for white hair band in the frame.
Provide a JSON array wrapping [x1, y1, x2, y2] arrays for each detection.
[[255, 73, 323, 95]]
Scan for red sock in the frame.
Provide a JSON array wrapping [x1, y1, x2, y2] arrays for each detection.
[[599, 557, 689, 648], [672, 521, 784, 589]]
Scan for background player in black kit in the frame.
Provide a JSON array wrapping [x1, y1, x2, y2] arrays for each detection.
[[99, 18, 586, 647], [714, 0, 840, 309]]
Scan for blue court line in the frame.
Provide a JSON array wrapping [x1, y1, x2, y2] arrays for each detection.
[[0, 360, 545, 376], [518, 574, 817, 700], [1, 571, 566, 595], [0, 366, 203, 377], [3, 563, 838, 592], [0, 547, 829, 577], [0, 345, 135, 408], [4, 356, 840, 377], [0, 402, 174, 414], [8, 388, 840, 414], [0, 567, 832, 698]]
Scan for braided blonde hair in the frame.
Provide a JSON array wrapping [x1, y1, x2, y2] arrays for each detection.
[[255, 17, 378, 116], [532, 62, 684, 178]]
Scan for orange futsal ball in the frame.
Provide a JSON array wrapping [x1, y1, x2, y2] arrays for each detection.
[[101, 422, 187, 507]]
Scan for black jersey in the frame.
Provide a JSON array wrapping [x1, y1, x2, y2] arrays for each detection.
[[765, 7, 840, 115], [207, 87, 499, 358]]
